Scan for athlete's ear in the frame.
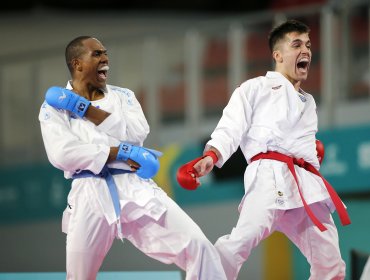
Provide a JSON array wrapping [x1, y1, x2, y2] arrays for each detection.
[[272, 50, 283, 63], [72, 58, 83, 72]]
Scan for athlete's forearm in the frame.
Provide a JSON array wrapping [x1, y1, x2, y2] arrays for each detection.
[[85, 105, 111, 125]]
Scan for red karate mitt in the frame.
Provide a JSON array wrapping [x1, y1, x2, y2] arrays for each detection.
[[176, 151, 218, 190], [316, 139, 325, 164]]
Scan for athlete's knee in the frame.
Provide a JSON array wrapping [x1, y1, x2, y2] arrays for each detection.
[[215, 229, 259, 260]]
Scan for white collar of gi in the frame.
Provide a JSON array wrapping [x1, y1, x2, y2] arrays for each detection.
[[266, 71, 306, 94], [65, 80, 108, 94], [266, 71, 286, 80]]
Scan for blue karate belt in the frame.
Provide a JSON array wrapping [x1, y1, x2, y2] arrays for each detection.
[[72, 166, 132, 240]]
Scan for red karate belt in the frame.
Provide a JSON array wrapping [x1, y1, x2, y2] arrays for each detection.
[[251, 151, 351, 232]]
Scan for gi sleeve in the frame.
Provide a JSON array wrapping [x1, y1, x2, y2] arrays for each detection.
[[206, 82, 253, 167], [39, 101, 110, 174]]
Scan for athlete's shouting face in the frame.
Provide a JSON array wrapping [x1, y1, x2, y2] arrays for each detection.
[[273, 31, 311, 90], [78, 38, 109, 90]]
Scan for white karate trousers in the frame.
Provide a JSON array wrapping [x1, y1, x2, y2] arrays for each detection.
[[360, 257, 370, 280], [214, 162, 346, 280], [63, 185, 227, 280]]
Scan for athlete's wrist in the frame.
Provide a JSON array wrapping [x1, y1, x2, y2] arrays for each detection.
[[203, 150, 218, 164]]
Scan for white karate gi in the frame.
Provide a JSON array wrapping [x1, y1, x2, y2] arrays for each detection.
[[206, 72, 345, 280], [360, 257, 370, 280], [39, 82, 227, 280]]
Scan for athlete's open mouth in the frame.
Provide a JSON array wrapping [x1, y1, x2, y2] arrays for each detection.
[[297, 58, 310, 73], [297, 59, 309, 70], [98, 65, 109, 80]]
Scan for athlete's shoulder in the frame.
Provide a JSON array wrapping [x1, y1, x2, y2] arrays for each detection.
[[107, 85, 135, 96], [241, 75, 266, 86], [106, 84, 138, 106], [39, 100, 69, 122], [238, 75, 266, 94]]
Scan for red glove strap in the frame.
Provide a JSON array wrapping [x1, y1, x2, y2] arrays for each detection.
[[203, 150, 218, 164]]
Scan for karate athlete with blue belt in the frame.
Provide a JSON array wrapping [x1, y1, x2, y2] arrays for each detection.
[[177, 20, 350, 280], [39, 36, 227, 280]]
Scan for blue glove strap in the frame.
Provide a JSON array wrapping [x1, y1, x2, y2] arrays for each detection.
[[74, 98, 90, 118], [117, 143, 133, 161]]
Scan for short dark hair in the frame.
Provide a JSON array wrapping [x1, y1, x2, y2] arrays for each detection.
[[65, 36, 92, 73], [268, 19, 310, 53]]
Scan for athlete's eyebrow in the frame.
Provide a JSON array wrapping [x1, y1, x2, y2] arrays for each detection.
[[291, 38, 311, 45], [92, 49, 108, 56]]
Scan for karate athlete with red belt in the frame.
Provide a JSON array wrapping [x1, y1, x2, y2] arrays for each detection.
[[177, 20, 350, 280], [39, 36, 227, 280]]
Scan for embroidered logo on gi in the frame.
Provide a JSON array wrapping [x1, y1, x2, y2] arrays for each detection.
[[272, 85, 282, 90], [276, 197, 285, 206], [43, 112, 50, 120], [298, 94, 307, 102]]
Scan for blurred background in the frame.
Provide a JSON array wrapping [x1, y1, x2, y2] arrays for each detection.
[[0, 0, 370, 279]]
